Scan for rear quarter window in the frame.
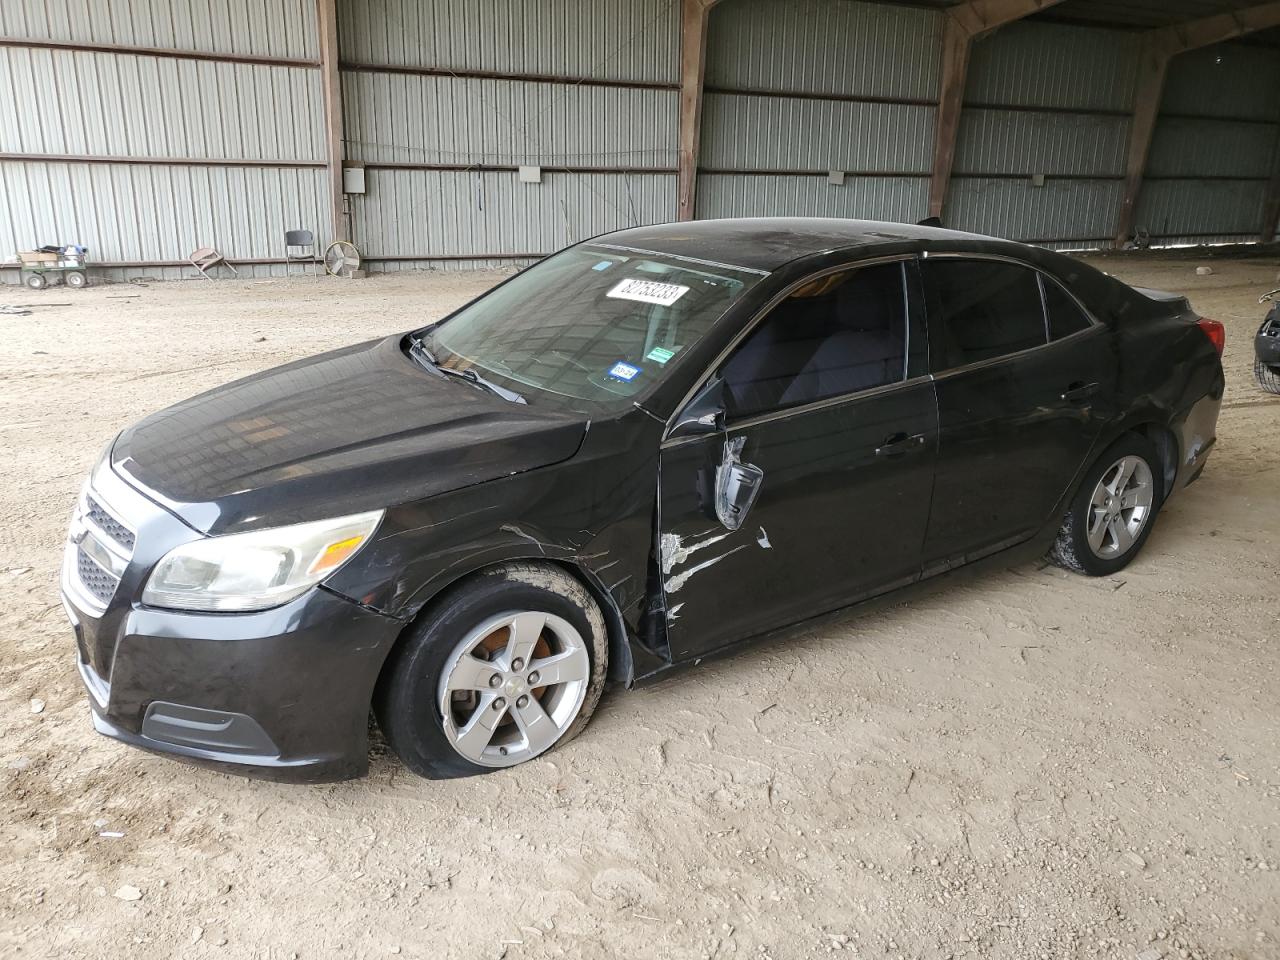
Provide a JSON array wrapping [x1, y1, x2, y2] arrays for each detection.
[[1042, 276, 1093, 339]]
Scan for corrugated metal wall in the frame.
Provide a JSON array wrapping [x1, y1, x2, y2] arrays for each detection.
[[339, 0, 679, 271], [1137, 42, 1280, 244], [696, 0, 937, 223], [4, 0, 1280, 284], [949, 20, 1138, 244], [0, 0, 328, 282]]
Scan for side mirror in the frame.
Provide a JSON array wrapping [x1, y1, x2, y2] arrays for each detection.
[[667, 376, 726, 440]]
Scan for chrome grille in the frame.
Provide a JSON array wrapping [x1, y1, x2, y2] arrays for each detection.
[[86, 494, 135, 551], [67, 487, 134, 611], [76, 548, 119, 605]]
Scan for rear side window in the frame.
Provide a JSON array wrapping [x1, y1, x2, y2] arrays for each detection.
[[924, 259, 1047, 368], [1041, 276, 1092, 339], [721, 262, 908, 419]]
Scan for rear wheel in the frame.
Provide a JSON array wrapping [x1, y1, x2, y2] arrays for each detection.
[[374, 563, 608, 779], [1255, 358, 1280, 395], [25, 273, 47, 290], [1049, 434, 1164, 576]]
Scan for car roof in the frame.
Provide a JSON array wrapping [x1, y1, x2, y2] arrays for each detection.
[[592, 217, 997, 272]]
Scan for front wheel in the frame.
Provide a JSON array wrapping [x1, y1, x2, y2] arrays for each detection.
[[374, 563, 608, 779], [1049, 434, 1164, 576]]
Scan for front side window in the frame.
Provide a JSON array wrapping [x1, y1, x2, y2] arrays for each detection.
[[423, 245, 763, 413], [720, 261, 909, 420], [924, 259, 1047, 369]]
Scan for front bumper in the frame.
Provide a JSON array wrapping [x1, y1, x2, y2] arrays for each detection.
[[61, 462, 404, 782]]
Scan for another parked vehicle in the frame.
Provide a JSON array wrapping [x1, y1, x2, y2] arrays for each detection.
[[61, 218, 1225, 782], [1255, 287, 1280, 394]]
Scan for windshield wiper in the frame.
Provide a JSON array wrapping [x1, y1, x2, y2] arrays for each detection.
[[407, 334, 526, 404]]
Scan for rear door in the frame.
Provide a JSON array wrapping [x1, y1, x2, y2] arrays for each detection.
[[920, 256, 1116, 571], [657, 258, 938, 661]]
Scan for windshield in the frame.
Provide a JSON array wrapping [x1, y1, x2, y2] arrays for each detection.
[[423, 244, 764, 413]]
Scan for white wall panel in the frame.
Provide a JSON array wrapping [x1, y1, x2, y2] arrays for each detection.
[[701, 93, 934, 173], [0, 0, 318, 60], [0, 160, 328, 264], [0, 47, 324, 160], [706, 0, 941, 99], [342, 71, 676, 168], [351, 169, 676, 259], [338, 0, 678, 83], [696, 174, 927, 222]]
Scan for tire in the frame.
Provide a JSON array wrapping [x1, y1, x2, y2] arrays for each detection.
[[1255, 358, 1280, 396], [25, 273, 46, 290], [66, 270, 87, 288], [1049, 433, 1165, 577], [374, 563, 608, 779]]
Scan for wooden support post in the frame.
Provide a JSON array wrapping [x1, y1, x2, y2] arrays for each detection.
[[316, 0, 346, 243], [1262, 157, 1280, 243], [927, 0, 1066, 222], [677, 0, 717, 222], [928, 17, 972, 219], [1113, 38, 1170, 248], [1113, 1, 1280, 247]]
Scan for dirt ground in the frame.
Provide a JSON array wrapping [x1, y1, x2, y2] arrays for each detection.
[[1, 249, 1278, 960]]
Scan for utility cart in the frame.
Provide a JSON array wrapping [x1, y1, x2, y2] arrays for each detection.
[[18, 248, 89, 289]]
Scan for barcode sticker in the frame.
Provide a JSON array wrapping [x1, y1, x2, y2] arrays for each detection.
[[606, 278, 690, 307]]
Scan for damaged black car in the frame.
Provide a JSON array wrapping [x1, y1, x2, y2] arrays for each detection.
[[61, 218, 1225, 781]]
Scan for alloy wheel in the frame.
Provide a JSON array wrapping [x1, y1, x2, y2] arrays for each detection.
[[1087, 455, 1154, 559], [437, 610, 591, 767]]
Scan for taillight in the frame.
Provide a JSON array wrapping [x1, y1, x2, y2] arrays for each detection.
[[1197, 317, 1225, 356]]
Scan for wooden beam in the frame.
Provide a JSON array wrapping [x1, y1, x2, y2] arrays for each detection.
[[1157, 2, 1280, 52], [316, 0, 346, 243], [1114, 1, 1280, 247], [928, 18, 972, 219], [1113, 37, 1170, 247], [927, 0, 1065, 220], [677, 0, 718, 222], [0, 35, 319, 68], [1262, 131, 1280, 242]]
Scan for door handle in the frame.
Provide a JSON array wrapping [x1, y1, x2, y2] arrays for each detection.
[[1061, 381, 1099, 403], [875, 432, 926, 457]]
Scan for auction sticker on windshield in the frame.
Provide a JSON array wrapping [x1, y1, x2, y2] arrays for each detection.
[[607, 278, 690, 307], [607, 361, 641, 382]]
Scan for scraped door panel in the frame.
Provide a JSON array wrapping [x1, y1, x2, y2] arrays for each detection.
[[657, 381, 938, 662]]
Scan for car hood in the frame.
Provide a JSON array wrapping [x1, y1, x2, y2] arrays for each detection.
[[112, 335, 589, 535]]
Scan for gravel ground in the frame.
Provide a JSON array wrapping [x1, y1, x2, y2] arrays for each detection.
[[1, 251, 1278, 960]]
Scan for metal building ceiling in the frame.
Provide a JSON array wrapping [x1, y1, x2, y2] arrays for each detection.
[[885, 0, 1280, 42]]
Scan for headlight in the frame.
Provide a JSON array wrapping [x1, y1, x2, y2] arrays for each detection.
[[142, 511, 383, 612]]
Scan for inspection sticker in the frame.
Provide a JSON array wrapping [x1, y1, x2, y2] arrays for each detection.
[[606, 278, 689, 307], [645, 346, 676, 364], [607, 361, 642, 382]]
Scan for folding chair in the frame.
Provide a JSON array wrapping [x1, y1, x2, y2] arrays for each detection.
[[285, 229, 320, 278], [189, 247, 238, 281]]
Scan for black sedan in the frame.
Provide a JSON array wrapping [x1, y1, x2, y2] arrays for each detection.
[[61, 218, 1225, 781]]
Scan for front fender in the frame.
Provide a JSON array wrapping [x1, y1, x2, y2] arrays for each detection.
[[321, 410, 665, 683]]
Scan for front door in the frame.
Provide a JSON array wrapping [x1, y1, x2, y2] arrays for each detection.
[[657, 259, 939, 661]]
